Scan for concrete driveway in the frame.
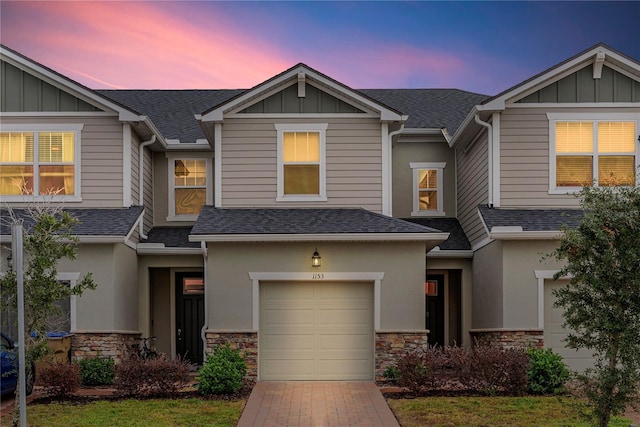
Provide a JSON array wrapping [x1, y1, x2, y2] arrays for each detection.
[[237, 381, 400, 427]]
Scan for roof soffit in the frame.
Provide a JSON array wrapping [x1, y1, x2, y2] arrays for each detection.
[[198, 64, 405, 123], [1, 44, 141, 122]]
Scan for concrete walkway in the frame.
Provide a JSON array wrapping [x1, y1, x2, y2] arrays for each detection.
[[237, 381, 400, 427]]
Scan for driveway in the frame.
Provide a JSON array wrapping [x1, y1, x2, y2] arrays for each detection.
[[237, 381, 400, 427]]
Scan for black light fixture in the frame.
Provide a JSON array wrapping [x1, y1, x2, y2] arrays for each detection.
[[311, 248, 321, 268], [6, 254, 12, 271]]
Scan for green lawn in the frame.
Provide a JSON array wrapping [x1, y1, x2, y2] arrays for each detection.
[[387, 396, 633, 427]]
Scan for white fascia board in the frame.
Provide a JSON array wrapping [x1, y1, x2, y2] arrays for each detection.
[[189, 232, 450, 243], [448, 106, 480, 148], [427, 249, 474, 258], [137, 116, 167, 148], [136, 246, 202, 255], [489, 230, 563, 240], [76, 236, 128, 243], [401, 128, 447, 136], [200, 65, 404, 123]]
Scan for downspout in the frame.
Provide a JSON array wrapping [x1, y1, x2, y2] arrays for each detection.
[[385, 123, 405, 216], [138, 135, 156, 239], [200, 241, 208, 363], [474, 115, 493, 207]]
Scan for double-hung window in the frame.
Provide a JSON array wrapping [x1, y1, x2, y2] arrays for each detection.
[[410, 162, 445, 216], [276, 124, 327, 201], [548, 114, 638, 191], [167, 155, 211, 220], [0, 125, 82, 200]]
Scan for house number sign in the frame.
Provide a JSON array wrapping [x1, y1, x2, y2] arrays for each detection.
[[312, 273, 325, 280]]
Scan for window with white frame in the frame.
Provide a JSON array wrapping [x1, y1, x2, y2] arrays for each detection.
[[0, 125, 82, 200], [548, 114, 639, 191], [275, 123, 327, 201], [168, 156, 211, 219], [410, 162, 445, 216]]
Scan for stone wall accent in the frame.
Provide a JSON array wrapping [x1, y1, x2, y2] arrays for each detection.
[[205, 331, 258, 379], [71, 332, 140, 363], [470, 329, 544, 350], [375, 331, 428, 382]]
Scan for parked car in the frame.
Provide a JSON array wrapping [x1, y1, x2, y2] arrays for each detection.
[[1, 332, 34, 396]]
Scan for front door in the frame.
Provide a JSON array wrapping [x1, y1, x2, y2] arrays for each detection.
[[175, 272, 205, 365], [426, 274, 445, 346]]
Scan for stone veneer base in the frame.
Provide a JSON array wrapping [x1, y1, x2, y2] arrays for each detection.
[[205, 331, 258, 379], [470, 329, 544, 350], [71, 332, 140, 363], [375, 331, 429, 382]]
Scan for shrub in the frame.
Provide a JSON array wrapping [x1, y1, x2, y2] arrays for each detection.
[[79, 357, 115, 386], [39, 362, 81, 398], [197, 344, 246, 395], [382, 365, 400, 383], [527, 347, 570, 395], [115, 355, 191, 397], [397, 346, 451, 394]]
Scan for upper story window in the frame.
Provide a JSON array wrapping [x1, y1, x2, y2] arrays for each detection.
[[275, 123, 327, 202], [167, 155, 212, 221], [0, 125, 82, 201], [410, 162, 445, 216], [548, 113, 638, 192]]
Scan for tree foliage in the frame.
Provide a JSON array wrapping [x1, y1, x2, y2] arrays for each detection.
[[1, 205, 96, 363], [549, 183, 640, 426]]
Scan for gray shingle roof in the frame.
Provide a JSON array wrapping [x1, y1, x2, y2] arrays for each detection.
[[401, 217, 471, 250], [97, 89, 242, 143], [192, 207, 443, 236], [98, 88, 488, 143], [0, 206, 143, 236], [479, 206, 584, 231], [143, 226, 199, 248]]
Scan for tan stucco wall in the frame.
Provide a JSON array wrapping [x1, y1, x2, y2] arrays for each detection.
[[471, 241, 504, 329], [427, 257, 473, 346], [206, 241, 426, 331]]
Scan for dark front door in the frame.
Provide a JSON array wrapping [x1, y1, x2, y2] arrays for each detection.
[[426, 274, 445, 346], [175, 272, 205, 365]]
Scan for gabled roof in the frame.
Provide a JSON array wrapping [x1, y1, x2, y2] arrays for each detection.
[[0, 206, 143, 243], [479, 205, 584, 240], [198, 63, 406, 123], [190, 207, 449, 243]]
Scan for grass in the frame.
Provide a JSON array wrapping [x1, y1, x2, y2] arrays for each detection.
[[387, 396, 633, 427], [0, 398, 245, 427]]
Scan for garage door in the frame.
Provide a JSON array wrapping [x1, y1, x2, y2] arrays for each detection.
[[259, 281, 374, 380], [544, 280, 594, 372]]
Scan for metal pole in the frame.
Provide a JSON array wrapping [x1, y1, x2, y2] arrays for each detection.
[[12, 224, 27, 427]]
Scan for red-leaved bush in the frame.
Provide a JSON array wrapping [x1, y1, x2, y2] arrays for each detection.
[[39, 362, 81, 398], [115, 355, 191, 397]]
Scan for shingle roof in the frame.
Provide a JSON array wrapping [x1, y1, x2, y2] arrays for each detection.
[[143, 226, 199, 248], [478, 206, 584, 231], [97, 89, 242, 143], [360, 89, 489, 134], [0, 206, 143, 237], [98, 88, 488, 143], [401, 217, 471, 250], [191, 207, 443, 236]]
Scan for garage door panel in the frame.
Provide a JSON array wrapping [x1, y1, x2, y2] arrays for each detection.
[[545, 280, 595, 372], [260, 281, 374, 380]]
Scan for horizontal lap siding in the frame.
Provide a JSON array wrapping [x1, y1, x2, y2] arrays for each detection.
[[221, 118, 383, 211], [0, 116, 124, 208], [457, 133, 488, 245]]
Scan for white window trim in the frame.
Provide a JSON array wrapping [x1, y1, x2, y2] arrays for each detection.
[[547, 112, 640, 194], [275, 123, 327, 202], [166, 153, 213, 221], [0, 124, 83, 202], [410, 162, 446, 217]]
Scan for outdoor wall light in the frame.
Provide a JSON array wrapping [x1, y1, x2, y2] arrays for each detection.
[[311, 248, 321, 268], [6, 254, 12, 271]]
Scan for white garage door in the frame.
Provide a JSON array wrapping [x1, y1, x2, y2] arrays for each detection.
[[544, 280, 595, 372], [259, 281, 374, 380]]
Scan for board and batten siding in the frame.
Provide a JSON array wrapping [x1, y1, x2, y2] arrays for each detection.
[[456, 132, 488, 246], [220, 117, 383, 212], [499, 107, 639, 208], [1, 116, 125, 208]]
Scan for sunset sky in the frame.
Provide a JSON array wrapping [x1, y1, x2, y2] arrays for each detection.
[[1, 1, 638, 95]]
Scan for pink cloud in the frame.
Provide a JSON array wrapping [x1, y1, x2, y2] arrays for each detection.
[[1, 1, 293, 89]]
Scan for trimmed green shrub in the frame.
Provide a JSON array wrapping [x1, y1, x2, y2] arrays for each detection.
[[382, 365, 400, 383], [79, 357, 115, 386], [197, 344, 246, 395], [527, 347, 570, 395]]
